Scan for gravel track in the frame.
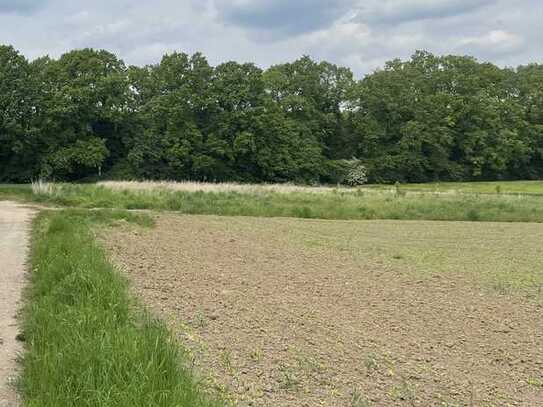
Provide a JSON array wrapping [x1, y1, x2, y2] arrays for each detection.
[[0, 201, 35, 406]]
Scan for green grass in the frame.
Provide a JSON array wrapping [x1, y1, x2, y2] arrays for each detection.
[[26, 183, 543, 223], [370, 180, 543, 195], [0, 183, 34, 201], [3, 181, 543, 223], [21, 209, 220, 407]]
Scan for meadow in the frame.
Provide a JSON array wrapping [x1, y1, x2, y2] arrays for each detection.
[[2, 180, 543, 223]]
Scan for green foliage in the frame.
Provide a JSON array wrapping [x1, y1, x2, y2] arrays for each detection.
[[0, 45, 40, 181], [2, 45, 543, 183], [46, 138, 109, 176], [22, 210, 219, 406], [347, 51, 542, 182]]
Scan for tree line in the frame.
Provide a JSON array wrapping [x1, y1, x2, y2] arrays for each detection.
[[1, 45, 542, 184]]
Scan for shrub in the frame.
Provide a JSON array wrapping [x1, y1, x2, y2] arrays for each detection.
[[344, 159, 368, 186]]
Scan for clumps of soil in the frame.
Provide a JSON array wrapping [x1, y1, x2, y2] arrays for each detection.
[[104, 215, 543, 406]]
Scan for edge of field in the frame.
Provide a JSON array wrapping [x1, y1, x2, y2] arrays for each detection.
[[18, 209, 222, 407]]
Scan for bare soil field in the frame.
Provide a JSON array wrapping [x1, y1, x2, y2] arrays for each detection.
[[104, 215, 543, 406]]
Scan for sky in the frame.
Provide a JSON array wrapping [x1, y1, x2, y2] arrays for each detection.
[[0, 0, 541, 77]]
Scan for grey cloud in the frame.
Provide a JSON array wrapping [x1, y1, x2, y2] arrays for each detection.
[[212, 0, 356, 36], [0, 0, 46, 14]]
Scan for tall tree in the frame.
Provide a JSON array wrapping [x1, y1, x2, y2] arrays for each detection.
[[126, 52, 217, 180], [0, 45, 38, 181], [264, 56, 355, 160], [33, 49, 130, 179]]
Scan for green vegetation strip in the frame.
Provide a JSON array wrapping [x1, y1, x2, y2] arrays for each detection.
[[4, 183, 543, 223], [21, 210, 219, 407], [369, 180, 543, 195]]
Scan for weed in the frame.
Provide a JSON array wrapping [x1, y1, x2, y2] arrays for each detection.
[[389, 379, 416, 405], [294, 351, 323, 375], [364, 353, 380, 374], [277, 364, 300, 390], [249, 348, 263, 362], [527, 377, 543, 388], [192, 310, 208, 328], [294, 206, 313, 218], [466, 208, 481, 221], [351, 389, 371, 407], [394, 182, 406, 197], [219, 350, 233, 371], [31, 179, 54, 196], [491, 280, 513, 296]]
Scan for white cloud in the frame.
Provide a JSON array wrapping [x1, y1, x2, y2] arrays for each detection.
[[460, 30, 522, 48]]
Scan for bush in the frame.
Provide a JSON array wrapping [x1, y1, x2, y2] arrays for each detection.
[[322, 159, 368, 186], [344, 159, 368, 186]]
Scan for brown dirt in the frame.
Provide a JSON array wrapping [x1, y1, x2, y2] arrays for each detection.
[[0, 201, 36, 406], [104, 215, 543, 407]]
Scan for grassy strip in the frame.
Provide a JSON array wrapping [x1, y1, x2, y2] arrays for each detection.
[[20, 209, 220, 407], [369, 180, 543, 195], [3, 183, 543, 222], [0, 184, 34, 202], [28, 184, 543, 223]]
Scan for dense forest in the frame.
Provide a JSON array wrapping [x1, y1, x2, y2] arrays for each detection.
[[1, 45, 542, 184]]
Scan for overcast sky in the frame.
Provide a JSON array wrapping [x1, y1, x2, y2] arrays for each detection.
[[0, 0, 541, 77]]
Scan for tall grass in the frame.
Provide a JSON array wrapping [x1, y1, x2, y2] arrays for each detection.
[[101, 179, 543, 195], [27, 183, 543, 223], [30, 179, 54, 195], [99, 180, 353, 195], [3, 182, 543, 222], [20, 210, 220, 407]]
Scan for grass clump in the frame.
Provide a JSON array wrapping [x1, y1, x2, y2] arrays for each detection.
[[20, 210, 219, 407]]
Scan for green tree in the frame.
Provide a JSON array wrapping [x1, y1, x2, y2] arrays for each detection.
[[126, 52, 217, 180], [347, 51, 532, 182], [264, 56, 354, 160], [32, 48, 131, 179], [1, 44, 542, 185], [0, 45, 39, 181]]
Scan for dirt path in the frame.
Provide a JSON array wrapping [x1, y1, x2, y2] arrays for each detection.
[[0, 201, 35, 406]]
